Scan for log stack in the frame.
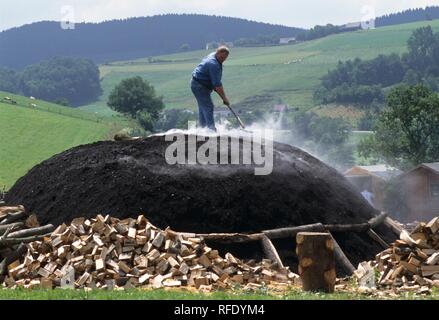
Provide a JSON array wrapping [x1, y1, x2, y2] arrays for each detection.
[[373, 217, 439, 290], [0, 205, 55, 276], [1, 214, 300, 290]]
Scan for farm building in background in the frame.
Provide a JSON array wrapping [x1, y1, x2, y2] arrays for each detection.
[[344, 165, 402, 211], [279, 37, 296, 44], [272, 104, 289, 114], [342, 22, 362, 31], [398, 163, 439, 222]]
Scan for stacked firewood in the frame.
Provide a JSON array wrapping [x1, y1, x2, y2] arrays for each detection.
[[2, 213, 299, 290], [373, 217, 439, 290], [0, 205, 54, 276]]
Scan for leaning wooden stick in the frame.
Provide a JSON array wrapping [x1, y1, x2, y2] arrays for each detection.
[[367, 228, 389, 249], [328, 232, 356, 275], [260, 235, 285, 269]]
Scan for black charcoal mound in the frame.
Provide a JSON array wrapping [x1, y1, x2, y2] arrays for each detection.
[[6, 134, 396, 266]]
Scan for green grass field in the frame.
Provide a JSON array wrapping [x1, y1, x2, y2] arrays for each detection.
[[0, 288, 437, 300], [0, 92, 123, 190], [80, 20, 439, 115]]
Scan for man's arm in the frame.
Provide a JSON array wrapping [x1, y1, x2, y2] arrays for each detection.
[[214, 86, 230, 106], [209, 63, 230, 106]]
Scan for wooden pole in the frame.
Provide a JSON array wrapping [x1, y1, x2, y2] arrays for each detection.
[[366, 229, 389, 249], [263, 223, 326, 239], [384, 217, 403, 236], [328, 233, 356, 275], [196, 233, 263, 243], [0, 223, 24, 236], [260, 235, 285, 269], [296, 232, 336, 293], [0, 211, 28, 225], [7, 225, 55, 239]]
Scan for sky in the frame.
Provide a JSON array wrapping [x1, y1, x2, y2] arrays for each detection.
[[1, 0, 439, 31]]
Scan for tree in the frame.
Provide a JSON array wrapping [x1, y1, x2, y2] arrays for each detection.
[[290, 112, 354, 169], [309, 116, 351, 147], [137, 111, 155, 132], [107, 77, 165, 121], [359, 85, 439, 169], [20, 57, 102, 106], [53, 98, 70, 107], [358, 111, 377, 131], [154, 109, 195, 131], [405, 26, 435, 73], [0, 67, 19, 93]]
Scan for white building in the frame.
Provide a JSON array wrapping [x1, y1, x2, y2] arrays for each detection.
[[279, 37, 296, 45]]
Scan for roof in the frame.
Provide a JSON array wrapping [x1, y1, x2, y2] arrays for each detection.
[[343, 22, 362, 29], [404, 162, 439, 176], [344, 165, 402, 181], [421, 163, 439, 174], [273, 104, 288, 112]]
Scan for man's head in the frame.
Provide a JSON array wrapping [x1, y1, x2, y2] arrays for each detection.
[[215, 46, 230, 64]]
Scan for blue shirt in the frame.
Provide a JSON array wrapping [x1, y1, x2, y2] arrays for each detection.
[[192, 52, 223, 90]]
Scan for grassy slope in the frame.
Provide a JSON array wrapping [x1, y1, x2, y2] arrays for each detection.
[[80, 20, 439, 114], [0, 92, 117, 190]]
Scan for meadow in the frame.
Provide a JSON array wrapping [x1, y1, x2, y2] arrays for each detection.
[[0, 93, 121, 189], [80, 20, 439, 115]]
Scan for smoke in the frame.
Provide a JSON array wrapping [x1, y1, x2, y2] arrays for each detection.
[[151, 108, 352, 172]]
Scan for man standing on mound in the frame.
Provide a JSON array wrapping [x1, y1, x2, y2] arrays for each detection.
[[191, 46, 231, 132]]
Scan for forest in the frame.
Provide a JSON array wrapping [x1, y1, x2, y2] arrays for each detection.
[[314, 26, 439, 106]]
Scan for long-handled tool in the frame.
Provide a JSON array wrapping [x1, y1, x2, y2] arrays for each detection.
[[225, 104, 246, 130]]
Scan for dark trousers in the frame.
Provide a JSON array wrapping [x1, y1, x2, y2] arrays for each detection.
[[191, 79, 216, 131]]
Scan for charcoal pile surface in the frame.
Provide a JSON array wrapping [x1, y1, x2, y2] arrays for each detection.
[[6, 134, 396, 264]]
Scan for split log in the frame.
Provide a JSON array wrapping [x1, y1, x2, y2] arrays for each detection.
[[260, 235, 284, 269], [263, 223, 326, 239], [7, 224, 55, 239], [296, 232, 336, 293], [0, 211, 28, 225], [328, 233, 355, 275]]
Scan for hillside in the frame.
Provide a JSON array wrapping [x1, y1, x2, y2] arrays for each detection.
[[0, 92, 118, 189], [0, 14, 302, 69], [376, 6, 439, 27], [80, 20, 439, 114]]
